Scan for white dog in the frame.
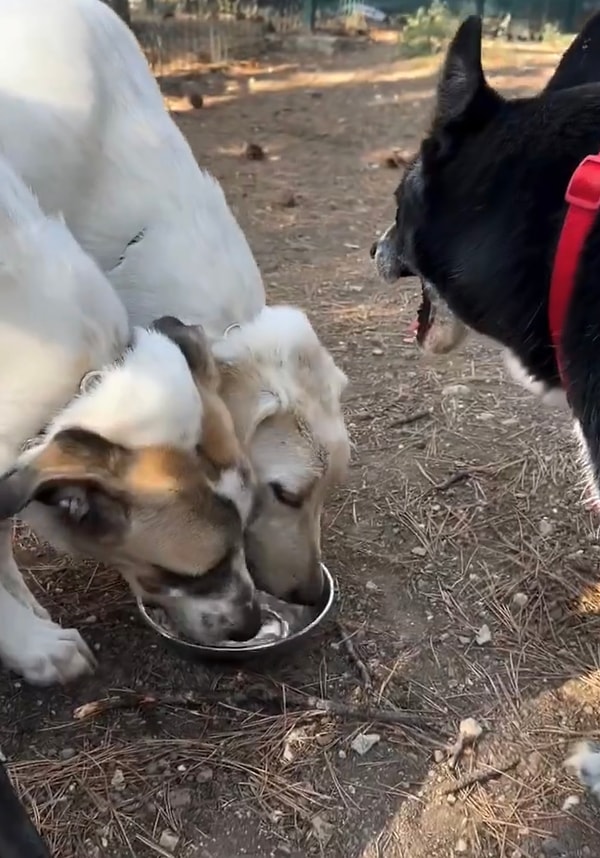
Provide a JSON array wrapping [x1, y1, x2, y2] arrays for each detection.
[[0, 153, 260, 685], [0, 0, 350, 606]]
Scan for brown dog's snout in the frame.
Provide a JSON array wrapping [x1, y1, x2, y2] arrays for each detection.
[[229, 597, 262, 641], [287, 563, 324, 606], [369, 239, 378, 259]]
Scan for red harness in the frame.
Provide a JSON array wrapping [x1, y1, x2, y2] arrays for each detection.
[[550, 154, 600, 385]]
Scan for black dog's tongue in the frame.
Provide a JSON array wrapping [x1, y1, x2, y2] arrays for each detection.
[[414, 279, 432, 346]]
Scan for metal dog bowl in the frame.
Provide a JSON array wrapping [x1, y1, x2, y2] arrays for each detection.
[[137, 563, 336, 663]]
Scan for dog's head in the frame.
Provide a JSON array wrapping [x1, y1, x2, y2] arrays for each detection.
[[371, 13, 600, 388], [0, 318, 261, 644], [214, 306, 349, 605]]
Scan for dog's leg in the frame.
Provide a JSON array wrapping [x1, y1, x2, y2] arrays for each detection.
[[0, 521, 50, 619], [0, 529, 96, 685]]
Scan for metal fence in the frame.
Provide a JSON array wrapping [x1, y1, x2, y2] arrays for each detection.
[[129, 0, 305, 74]]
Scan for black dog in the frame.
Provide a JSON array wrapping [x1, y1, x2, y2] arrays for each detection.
[[0, 761, 51, 857], [372, 12, 600, 494]]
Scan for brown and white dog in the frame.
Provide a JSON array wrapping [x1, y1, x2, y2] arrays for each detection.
[[0, 0, 350, 606], [0, 153, 259, 685]]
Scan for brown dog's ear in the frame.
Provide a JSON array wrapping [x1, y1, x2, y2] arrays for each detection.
[[0, 428, 131, 539], [152, 316, 217, 387], [545, 12, 600, 92]]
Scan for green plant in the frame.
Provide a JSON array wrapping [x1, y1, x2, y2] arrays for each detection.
[[399, 0, 458, 57]]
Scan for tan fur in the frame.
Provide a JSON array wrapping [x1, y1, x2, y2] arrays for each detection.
[[218, 356, 349, 603], [0, 320, 261, 652]]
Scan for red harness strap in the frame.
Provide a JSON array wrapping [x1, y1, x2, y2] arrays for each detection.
[[550, 154, 600, 385]]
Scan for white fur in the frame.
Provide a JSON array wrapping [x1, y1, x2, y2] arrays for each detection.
[[214, 468, 253, 525], [0, 0, 264, 336], [503, 349, 568, 409], [0, 152, 128, 684], [26, 329, 203, 455], [0, 0, 349, 608], [0, 152, 211, 684], [565, 741, 600, 799]]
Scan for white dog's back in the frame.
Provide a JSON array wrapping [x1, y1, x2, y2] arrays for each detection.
[[0, 154, 128, 454], [0, 0, 264, 332]]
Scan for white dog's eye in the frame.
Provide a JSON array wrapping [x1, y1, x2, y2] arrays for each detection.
[[270, 482, 302, 509]]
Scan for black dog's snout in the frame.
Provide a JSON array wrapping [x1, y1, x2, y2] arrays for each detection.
[[369, 240, 378, 259]]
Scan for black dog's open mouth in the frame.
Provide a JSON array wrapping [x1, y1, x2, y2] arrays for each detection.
[[414, 279, 433, 346], [408, 280, 468, 355]]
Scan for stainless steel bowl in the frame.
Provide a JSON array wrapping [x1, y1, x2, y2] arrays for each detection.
[[137, 563, 336, 663]]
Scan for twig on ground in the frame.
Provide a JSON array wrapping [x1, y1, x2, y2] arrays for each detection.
[[73, 688, 434, 730], [434, 470, 472, 493], [335, 621, 372, 691], [441, 756, 520, 795], [388, 410, 432, 429]]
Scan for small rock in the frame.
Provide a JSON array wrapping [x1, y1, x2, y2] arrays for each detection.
[[351, 733, 380, 756], [372, 347, 384, 356], [562, 794, 579, 811], [110, 768, 126, 791], [195, 766, 213, 784], [311, 814, 334, 846], [276, 189, 297, 208], [181, 80, 204, 108], [365, 580, 378, 591], [159, 829, 180, 853], [455, 838, 468, 853], [244, 142, 266, 161], [459, 717, 483, 743], [475, 624, 492, 646], [442, 383, 471, 398], [512, 592, 528, 609], [527, 750, 543, 776], [338, 749, 346, 759], [446, 793, 457, 804], [540, 838, 565, 857], [170, 787, 193, 809], [411, 546, 427, 557], [539, 518, 553, 537], [433, 749, 445, 763], [59, 747, 76, 761]]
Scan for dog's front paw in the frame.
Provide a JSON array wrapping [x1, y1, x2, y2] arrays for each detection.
[[0, 605, 96, 685], [5, 580, 51, 621]]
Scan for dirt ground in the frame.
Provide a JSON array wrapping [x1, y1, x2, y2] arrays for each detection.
[[2, 34, 600, 858]]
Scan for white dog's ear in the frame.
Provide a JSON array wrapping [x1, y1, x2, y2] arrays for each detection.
[[253, 390, 280, 429], [211, 335, 241, 367]]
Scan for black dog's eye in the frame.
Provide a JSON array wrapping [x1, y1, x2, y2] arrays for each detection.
[[270, 482, 303, 508]]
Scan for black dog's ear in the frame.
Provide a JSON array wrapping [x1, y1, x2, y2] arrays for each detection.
[[436, 16, 486, 126], [545, 12, 600, 92]]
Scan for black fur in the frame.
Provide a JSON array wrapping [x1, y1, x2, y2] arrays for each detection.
[[0, 762, 51, 857], [380, 12, 600, 488]]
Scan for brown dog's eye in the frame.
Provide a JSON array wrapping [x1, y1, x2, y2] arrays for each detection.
[[270, 482, 302, 509]]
